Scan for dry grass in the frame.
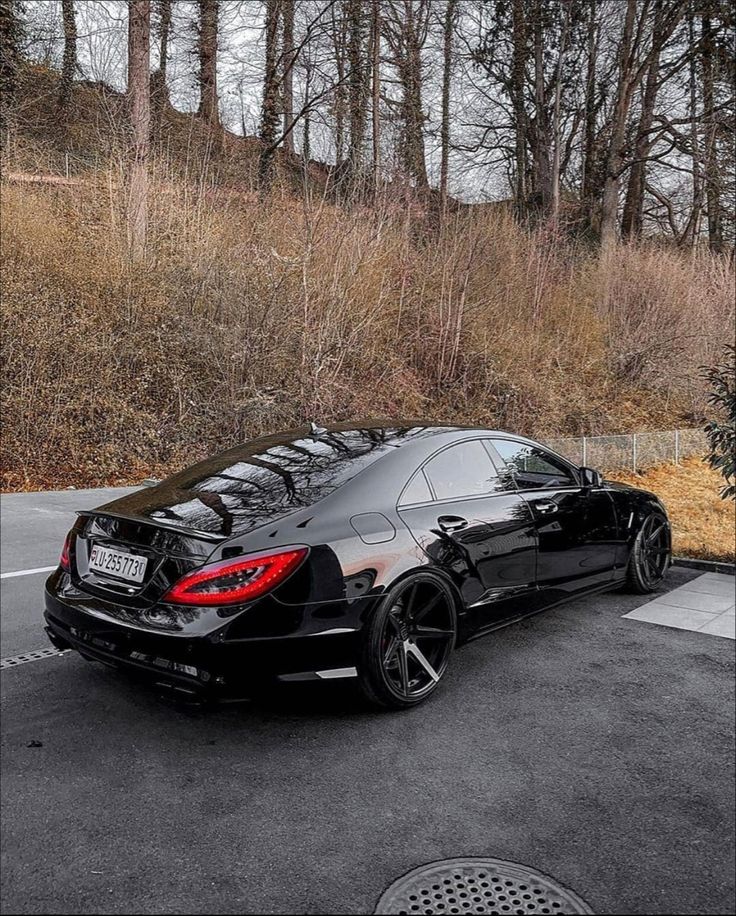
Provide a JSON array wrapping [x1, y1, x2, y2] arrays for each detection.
[[1, 67, 734, 491], [1, 169, 733, 492], [607, 459, 736, 563]]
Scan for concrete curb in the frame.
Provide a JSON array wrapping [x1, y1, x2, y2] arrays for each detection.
[[673, 556, 735, 576]]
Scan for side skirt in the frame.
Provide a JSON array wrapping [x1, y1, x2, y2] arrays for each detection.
[[460, 575, 627, 645]]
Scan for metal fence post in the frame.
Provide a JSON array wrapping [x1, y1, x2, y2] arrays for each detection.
[[582, 436, 587, 466], [674, 429, 680, 465], [632, 434, 637, 472]]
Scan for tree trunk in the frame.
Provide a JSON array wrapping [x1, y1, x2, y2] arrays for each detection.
[[701, 1, 722, 252], [397, 0, 428, 191], [439, 0, 457, 213], [128, 0, 150, 262], [620, 43, 663, 238], [530, 0, 552, 212], [156, 0, 172, 101], [550, 2, 571, 223], [600, 0, 638, 247], [158, 0, 171, 85], [371, 0, 380, 194], [0, 0, 23, 139], [601, 0, 685, 246], [302, 56, 312, 165], [197, 0, 218, 127], [59, 0, 77, 113], [259, 0, 281, 189], [346, 0, 367, 192], [151, 0, 171, 122], [510, 0, 529, 216], [581, 0, 598, 204], [282, 0, 294, 154], [332, 3, 346, 167], [681, 6, 702, 245]]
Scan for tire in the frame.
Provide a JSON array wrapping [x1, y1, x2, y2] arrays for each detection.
[[357, 571, 458, 710], [625, 511, 671, 594]]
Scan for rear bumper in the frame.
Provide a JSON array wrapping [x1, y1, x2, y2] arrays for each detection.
[[44, 588, 360, 699]]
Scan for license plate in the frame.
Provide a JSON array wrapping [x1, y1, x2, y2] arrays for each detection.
[[89, 544, 148, 584]]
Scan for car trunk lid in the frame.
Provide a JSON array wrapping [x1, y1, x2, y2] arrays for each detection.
[[72, 511, 221, 609]]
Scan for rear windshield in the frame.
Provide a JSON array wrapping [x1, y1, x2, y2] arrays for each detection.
[[100, 427, 415, 537]]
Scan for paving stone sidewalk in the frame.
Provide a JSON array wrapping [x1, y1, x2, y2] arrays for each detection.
[[623, 571, 735, 639]]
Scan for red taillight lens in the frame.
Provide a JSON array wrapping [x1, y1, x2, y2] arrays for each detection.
[[163, 547, 308, 606], [59, 532, 72, 571]]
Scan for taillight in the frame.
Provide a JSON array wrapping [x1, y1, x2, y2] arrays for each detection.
[[60, 532, 72, 571], [163, 547, 308, 606]]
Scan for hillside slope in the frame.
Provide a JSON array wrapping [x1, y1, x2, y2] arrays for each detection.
[[1, 69, 734, 490], [7, 62, 330, 194]]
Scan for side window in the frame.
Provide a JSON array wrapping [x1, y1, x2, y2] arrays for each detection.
[[424, 440, 502, 501], [399, 470, 432, 506], [491, 439, 577, 490]]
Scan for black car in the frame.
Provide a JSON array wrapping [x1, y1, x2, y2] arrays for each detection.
[[45, 422, 671, 709]]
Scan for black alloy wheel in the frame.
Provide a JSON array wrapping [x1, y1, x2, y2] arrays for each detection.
[[627, 512, 670, 593], [358, 573, 457, 709]]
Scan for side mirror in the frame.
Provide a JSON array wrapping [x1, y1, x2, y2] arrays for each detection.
[[580, 466, 603, 488]]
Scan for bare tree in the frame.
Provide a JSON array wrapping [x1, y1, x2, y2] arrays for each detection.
[[581, 0, 599, 207], [346, 0, 368, 191], [128, 0, 150, 262], [383, 0, 430, 192], [302, 48, 313, 163], [59, 0, 77, 114], [259, 0, 281, 188], [0, 0, 23, 138], [510, 0, 529, 215], [701, 0, 723, 251], [599, 0, 686, 246], [439, 0, 457, 211], [529, 0, 552, 211], [331, 1, 347, 166], [680, 4, 703, 246], [281, 0, 295, 154], [371, 0, 380, 193], [550, 0, 572, 222], [152, 0, 172, 112], [620, 3, 669, 240], [197, 0, 218, 127]]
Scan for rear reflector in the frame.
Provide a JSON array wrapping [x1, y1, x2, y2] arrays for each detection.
[[60, 532, 72, 572]]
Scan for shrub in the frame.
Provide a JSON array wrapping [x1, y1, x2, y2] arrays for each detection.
[[1, 169, 734, 491], [703, 345, 736, 500]]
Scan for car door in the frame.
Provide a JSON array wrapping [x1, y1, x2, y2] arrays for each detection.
[[397, 438, 540, 636], [488, 438, 618, 601]]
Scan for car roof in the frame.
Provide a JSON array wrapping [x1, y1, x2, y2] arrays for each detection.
[[297, 419, 521, 443], [96, 422, 545, 541]]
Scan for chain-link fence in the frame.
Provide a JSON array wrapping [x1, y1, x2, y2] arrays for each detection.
[[542, 428, 708, 472]]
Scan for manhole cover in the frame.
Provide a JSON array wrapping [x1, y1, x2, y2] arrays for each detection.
[[374, 858, 594, 915]]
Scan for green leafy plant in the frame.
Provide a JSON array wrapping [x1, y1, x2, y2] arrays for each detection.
[[703, 345, 736, 501]]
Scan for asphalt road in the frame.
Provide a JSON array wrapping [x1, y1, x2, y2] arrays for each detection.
[[0, 487, 133, 657], [1, 489, 734, 915]]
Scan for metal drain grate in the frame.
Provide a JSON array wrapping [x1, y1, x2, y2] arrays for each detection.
[[0, 647, 65, 670], [375, 858, 593, 915]]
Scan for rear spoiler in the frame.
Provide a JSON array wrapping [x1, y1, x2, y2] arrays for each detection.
[[76, 509, 226, 542]]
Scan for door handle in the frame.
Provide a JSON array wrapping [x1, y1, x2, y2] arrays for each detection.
[[532, 499, 558, 515], [437, 515, 468, 533]]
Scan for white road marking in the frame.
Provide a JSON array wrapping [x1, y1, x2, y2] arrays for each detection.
[[0, 565, 57, 580]]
